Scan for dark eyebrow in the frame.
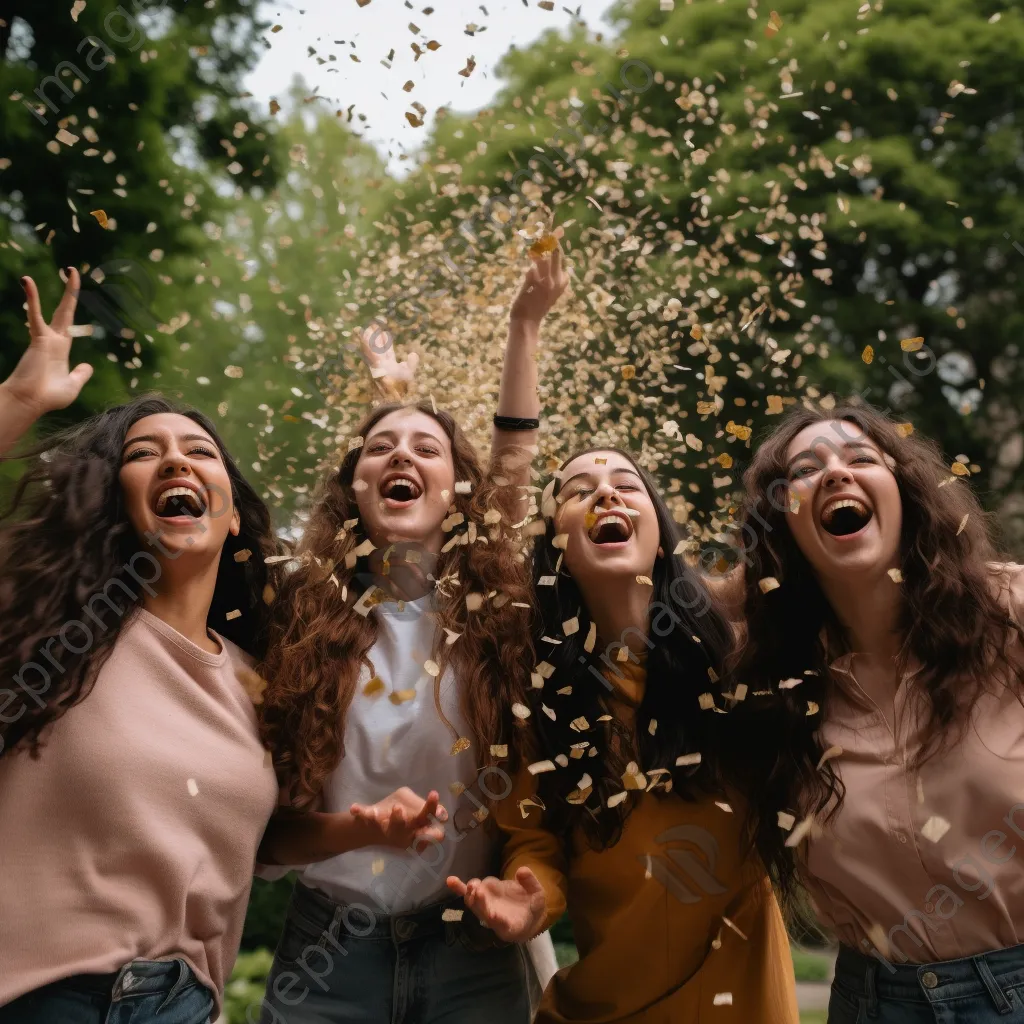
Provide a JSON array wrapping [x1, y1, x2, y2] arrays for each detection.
[[786, 440, 878, 470], [560, 467, 644, 490], [365, 429, 447, 446], [121, 432, 215, 452]]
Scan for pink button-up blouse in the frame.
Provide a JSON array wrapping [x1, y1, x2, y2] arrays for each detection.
[[800, 562, 1024, 967]]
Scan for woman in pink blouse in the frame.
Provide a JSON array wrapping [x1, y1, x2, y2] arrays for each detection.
[[722, 401, 1024, 1024]]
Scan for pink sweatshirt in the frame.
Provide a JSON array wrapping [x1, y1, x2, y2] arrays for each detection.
[[0, 608, 279, 1012]]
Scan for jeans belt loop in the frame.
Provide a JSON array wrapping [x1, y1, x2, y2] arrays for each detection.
[[972, 954, 1013, 1014], [865, 960, 880, 1019]]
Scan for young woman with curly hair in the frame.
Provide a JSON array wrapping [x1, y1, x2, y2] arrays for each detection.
[[447, 446, 800, 1023], [723, 401, 1024, 1024], [0, 270, 286, 1024], [254, 251, 568, 1024]]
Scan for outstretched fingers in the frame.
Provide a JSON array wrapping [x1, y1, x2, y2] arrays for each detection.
[[21, 277, 47, 340], [52, 268, 80, 334]]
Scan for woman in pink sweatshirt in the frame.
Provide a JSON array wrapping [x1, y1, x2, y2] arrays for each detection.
[[0, 270, 443, 1024]]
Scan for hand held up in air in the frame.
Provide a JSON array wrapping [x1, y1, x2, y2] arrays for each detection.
[[358, 322, 420, 402], [446, 866, 547, 943], [4, 269, 93, 416], [349, 787, 448, 852], [510, 242, 569, 325]]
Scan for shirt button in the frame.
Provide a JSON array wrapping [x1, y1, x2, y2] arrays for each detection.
[[921, 971, 939, 989], [898, 833, 908, 844], [924, 902, 935, 914]]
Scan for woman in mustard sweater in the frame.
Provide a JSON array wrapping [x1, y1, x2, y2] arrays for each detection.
[[447, 446, 799, 1023]]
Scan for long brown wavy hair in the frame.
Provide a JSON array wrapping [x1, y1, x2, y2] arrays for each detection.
[[258, 402, 535, 809], [0, 395, 281, 758], [721, 400, 1023, 893]]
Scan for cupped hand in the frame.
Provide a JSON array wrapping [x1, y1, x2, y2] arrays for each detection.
[[350, 787, 448, 851], [5, 269, 93, 414], [446, 867, 547, 943]]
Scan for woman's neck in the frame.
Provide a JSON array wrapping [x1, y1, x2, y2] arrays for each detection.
[[585, 580, 651, 654], [818, 570, 903, 665], [142, 556, 221, 654], [366, 546, 435, 602]]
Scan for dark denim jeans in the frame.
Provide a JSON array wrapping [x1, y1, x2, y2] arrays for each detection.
[[830, 943, 1024, 1023], [257, 882, 531, 1024], [0, 957, 214, 1024]]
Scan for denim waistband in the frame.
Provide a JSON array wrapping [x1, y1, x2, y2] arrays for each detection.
[[292, 880, 467, 944], [55, 958, 198, 1003], [836, 942, 1024, 1010]]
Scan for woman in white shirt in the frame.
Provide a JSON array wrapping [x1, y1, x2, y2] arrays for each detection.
[[254, 251, 567, 1023]]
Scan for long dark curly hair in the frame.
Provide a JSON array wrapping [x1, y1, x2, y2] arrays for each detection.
[[0, 395, 280, 758], [521, 445, 735, 853], [258, 402, 535, 809], [723, 400, 1024, 895]]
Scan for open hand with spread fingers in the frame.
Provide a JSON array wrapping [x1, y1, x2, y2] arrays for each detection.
[[446, 867, 547, 943], [4, 269, 93, 416], [359, 322, 420, 402], [510, 243, 569, 324], [349, 787, 448, 852]]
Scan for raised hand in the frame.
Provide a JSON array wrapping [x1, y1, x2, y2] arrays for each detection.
[[510, 243, 569, 324], [5, 269, 93, 415], [350, 787, 448, 852], [359, 322, 420, 402], [446, 867, 547, 943]]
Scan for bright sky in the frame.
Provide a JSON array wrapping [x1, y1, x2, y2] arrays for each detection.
[[244, 0, 621, 171]]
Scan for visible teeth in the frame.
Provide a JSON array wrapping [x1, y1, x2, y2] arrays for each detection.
[[821, 498, 868, 523], [384, 477, 420, 498], [589, 513, 632, 542], [156, 486, 204, 514]]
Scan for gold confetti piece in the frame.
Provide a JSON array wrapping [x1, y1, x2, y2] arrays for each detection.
[[806, 701, 819, 716], [725, 420, 752, 441], [951, 461, 970, 476], [449, 781, 466, 797], [647, 718, 658, 736], [225, 609, 241, 621], [262, 584, 276, 605], [607, 791, 628, 809], [389, 688, 417, 705], [511, 702, 531, 720], [888, 568, 904, 583], [715, 801, 733, 813], [465, 593, 484, 611], [450, 736, 470, 755], [538, 0, 555, 8], [454, 480, 472, 494], [766, 395, 784, 415], [817, 745, 843, 769], [233, 548, 252, 562], [187, 778, 199, 797], [570, 716, 590, 732], [443, 629, 461, 645], [713, 993, 733, 1007], [403, 80, 415, 92], [71, 0, 86, 19], [237, 668, 267, 705], [673, 540, 688, 555], [89, 209, 109, 229], [785, 815, 815, 847], [778, 811, 796, 830], [675, 752, 702, 766], [616, 646, 630, 662], [271, 23, 282, 32], [722, 915, 748, 941], [957, 514, 970, 535], [895, 423, 914, 437], [269, 98, 281, 116], [541, 704, 556, 721], [698, 693, 715, 710], [528, 759, 556, 775], [583, 621, 597, 653], [921, 815, 951, 843], [363, 676, 385, 698], [900, 336, 924, 352], [636, 575, 653, 586], [620, 365, 636, 381], [371, 858, 385, 875], [861, 344, 874, 364], [758, 577, 780, 593], [552, 534, 568, 550], [779, 677, 802, 689], [563, 617, 579, 636], [424, 659, 440, 677], [441, 908, 464, 922], [490, 744, 508, 758], [685, 433, 702, 451]]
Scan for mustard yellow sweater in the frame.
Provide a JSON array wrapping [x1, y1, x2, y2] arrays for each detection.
[[496, 660, 798, 1024]]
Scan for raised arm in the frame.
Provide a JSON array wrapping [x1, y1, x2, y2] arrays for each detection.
[[492, 244, 569, 491], [358, 322, 420, 405]]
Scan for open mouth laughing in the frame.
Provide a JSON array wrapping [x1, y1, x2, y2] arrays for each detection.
[[153, 484, 207, 519], [820, 496, 873, 538], [588, 510, 635, 545], [380, 474, 423, 508]]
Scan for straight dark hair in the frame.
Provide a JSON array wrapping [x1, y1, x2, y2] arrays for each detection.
[[521, 445, 734, 852]]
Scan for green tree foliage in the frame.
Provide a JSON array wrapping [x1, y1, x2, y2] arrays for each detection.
[[0, 0, 275, 453]]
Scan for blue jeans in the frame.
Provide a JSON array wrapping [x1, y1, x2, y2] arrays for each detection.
[[0, 958, 214, 1024], [257, 882, 532, 1024], [829, 943, 1024, 1023]]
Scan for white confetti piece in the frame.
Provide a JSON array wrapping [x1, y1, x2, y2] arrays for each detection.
[[921, 815, 951, 843], [187, 778, 199, 797]]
